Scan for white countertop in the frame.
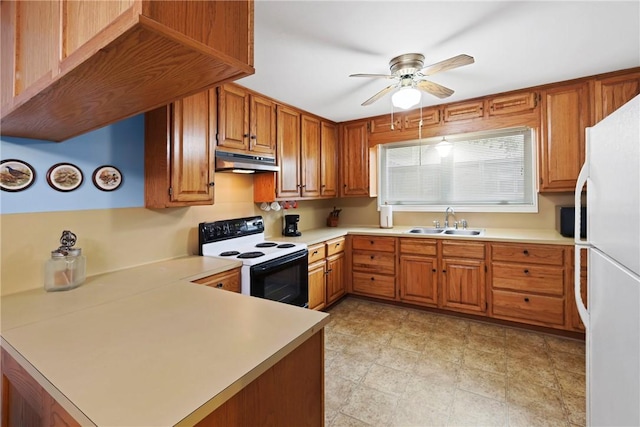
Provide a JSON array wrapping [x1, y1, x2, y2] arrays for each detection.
[[270, 225, 575, 246], [1, 256, 330, 426]]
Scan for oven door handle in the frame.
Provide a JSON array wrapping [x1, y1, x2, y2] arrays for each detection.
[[250, 249, 309, 273]]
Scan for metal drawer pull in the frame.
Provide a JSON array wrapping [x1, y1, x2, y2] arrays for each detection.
[[370, 277, 375, 281], [312, 250, 318, 255], [432, 269, 437, 272], [524, 269, 529, 274], [370, 255, 375, 260], [216, 283, 224, 288], [523, 250, 529, 255], [524, 297, 530, 302], [370, 240, 374, 244]]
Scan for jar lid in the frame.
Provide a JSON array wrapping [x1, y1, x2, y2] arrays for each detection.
[[51, 248, 82, 257]]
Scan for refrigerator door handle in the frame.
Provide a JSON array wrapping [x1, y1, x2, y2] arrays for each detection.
[[574, 163, 590, 329]]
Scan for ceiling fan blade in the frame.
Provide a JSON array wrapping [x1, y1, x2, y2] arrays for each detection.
[[350, 73, 395, 79], [362, 84, 396, 106], [417, 80, 454, 99], [420, 54, 475, 76]]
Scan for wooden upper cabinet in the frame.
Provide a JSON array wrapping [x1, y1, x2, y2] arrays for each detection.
[[320, 121, 339, 197], [300, 114, 322, 198], [217, 84, 276, 156], [144, 89, 216, 208], [1, 0, 254, 142], [250, 94, 277, 155], [340, 120, 370, 197], [488, 92, 537, 116], [539, 82, 590, 192], [218, 84, 250, 151], [276, 105, 302, 198], [594, 71, 640, 122], [368, 108, 440, 144], [443, 100, 484, 122]]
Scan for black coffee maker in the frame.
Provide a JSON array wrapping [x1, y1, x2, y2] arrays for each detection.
[[283, 214, 301, 236]]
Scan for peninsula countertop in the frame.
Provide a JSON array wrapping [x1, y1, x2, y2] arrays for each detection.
[[1, 256, 330, 426], [269, 225, 575, 246]]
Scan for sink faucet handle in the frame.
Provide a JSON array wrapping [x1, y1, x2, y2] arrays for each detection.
[[433, 220, 441, 229], [461, 219, 468, 229], [454, 221, 459, 229]]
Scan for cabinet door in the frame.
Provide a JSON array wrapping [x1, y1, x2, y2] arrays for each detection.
[[595, 71, 640, 122], [169, 89, 216, 204], [218, 84, 249, 151], [308, 260, 326, 311], [441, 258, 486, 314], [2, 348, 81, 426], [399, 255, 438, 306], [326, 252, 345, 305], [192, 268, 241, 293], [320, 121, 338, 197], [250, 93, 276, 155], [540, 82, 590, 191], [300, 114, 321, 197], [340, 120, 369, 197], [276, 105, 302, 198]]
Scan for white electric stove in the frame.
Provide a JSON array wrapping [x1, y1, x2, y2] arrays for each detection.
[[199, 216, 309, 307]]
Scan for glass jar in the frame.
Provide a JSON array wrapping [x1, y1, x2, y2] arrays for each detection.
[[44, 231, 86, 292]]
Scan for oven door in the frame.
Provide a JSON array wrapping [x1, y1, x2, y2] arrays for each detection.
[[250, 249, 309, 308]]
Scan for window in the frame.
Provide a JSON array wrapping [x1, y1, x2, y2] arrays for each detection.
[[378, 127, 537, 212]]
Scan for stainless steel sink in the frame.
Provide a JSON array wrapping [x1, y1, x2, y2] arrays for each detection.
[[405, 227, 484, 236], [443, 229, 484, 236], [406, 227, 445, 234]]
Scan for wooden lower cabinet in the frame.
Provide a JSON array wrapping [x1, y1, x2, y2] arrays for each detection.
[[308, 237, 346, 309], [490, 242, 569, 329], [441, 258, 486, 314], [326, 252, 346, 306], [1, 347, 81, 427], [192, 268, 241, 293], [440, 241, 487, 315], [308, 259, 327, 311], [351, 236, 396, 300], [399, 238, 438, 306]]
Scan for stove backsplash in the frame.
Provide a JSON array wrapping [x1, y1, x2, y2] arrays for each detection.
[[256, 199, 339, 238]]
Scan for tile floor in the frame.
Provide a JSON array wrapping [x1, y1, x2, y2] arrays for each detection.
[[324, 297, 586, 427]]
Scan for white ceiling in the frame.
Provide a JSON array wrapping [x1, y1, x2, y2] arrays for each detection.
[[238, 1, 640, 123]]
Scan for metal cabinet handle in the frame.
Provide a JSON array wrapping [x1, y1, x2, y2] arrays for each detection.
[[370, 255, 375, 260], [216, 283, 224, 288], [524, 269, 529, 274], [523, 250, 529, 255], [370, 277, 375, 281], [432, 268, 437, 273], [208, 182, 215, 187], [524, 297, 530, 302], [312, 250, 318, 255]]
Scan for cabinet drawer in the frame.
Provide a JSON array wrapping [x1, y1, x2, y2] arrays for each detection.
[[442, 241, 485, 259], [400, 238, 437, 256], [492, 263, 564, 296], [492, 244, 565, 266], [492, 290, 565, 326], [192, 268, 241, 293], [326, 237, 346, 256], [352, 271, 396, 298], [352, 251, 395, 275], [352, 235, 396, 252], [443, 100, 484, 122], [308, 243, 326, 264], [488, 92, 537, 116]]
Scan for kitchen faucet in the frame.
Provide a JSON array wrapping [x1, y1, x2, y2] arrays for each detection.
[[444, 207, 455, 228]]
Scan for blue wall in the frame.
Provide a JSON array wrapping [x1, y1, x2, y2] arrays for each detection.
[[0, 115, 145, 214]]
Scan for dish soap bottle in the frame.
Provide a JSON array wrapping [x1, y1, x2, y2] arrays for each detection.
[[44, 230, 86, 292]]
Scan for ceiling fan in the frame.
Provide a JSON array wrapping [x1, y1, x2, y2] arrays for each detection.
[[350, 53, 475, 109]]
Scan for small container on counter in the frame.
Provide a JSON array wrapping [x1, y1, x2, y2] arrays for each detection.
[[44, 230, 86, 292]]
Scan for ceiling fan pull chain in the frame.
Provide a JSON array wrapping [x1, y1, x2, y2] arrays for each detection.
[[390, 106, 395, 130]]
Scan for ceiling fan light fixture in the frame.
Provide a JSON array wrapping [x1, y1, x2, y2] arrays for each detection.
[[391, 86, 421, 110], [436, 137, 453, 157]]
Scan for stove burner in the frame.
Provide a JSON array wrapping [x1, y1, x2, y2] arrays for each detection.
[[255, 242, 278, 248], [237, 251, 265, 259], [220, 251, 240, 257], [277, 243, 296, 248]]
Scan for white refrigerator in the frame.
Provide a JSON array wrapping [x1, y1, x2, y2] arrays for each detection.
[[574, 94, 640, 426]]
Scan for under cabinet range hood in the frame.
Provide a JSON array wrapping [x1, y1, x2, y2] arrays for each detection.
[[215, 151, 280, 173]]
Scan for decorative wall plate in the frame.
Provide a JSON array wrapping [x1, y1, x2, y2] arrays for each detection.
[[92, 165, 122, 191], [0, 159, 36, 192], [47, 163, 83, 192]]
